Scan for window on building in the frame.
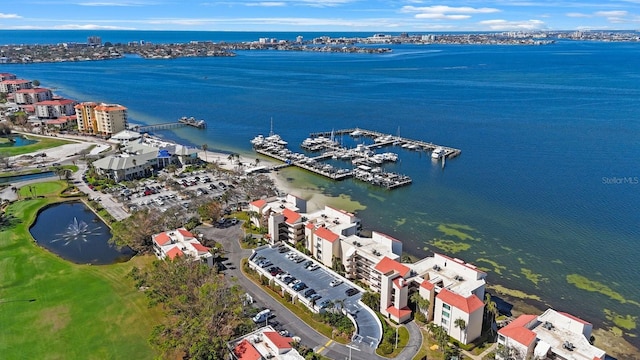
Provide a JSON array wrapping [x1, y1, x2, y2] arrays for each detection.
[[443, 303, 451, 311], [442, 311, 449, 318]]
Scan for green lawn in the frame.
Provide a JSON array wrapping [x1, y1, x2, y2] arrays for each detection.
[[0, 136, 73, 157], [0, 182, 162, 359]]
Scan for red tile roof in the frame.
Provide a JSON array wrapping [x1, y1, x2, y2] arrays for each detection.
[[250, 199, 267, 208], [36, 99, 75, 106], [16, 88, 50, 93], [305, 223, 315, 229], [420, 279, 435, 291], [374, 256, 410, 277], [177, 228, 194, 238], [1, 79, 30, 84], [393, 277, 407, 288], [153, 232, 172, 246], [282, 208, 301, 225], [437, 289, 484, 314], [315, 226, 340, 243], [192, 243, 209, 253], [386, 306, 412, 319], [95, 104, 126, 112], [498, 314, 538, 347], [263, 331, 293, 350], [165, 247, 184, 260], [558, 311, 591, 325], [45, 118, 73, 125], [233, 339, 262, 360]]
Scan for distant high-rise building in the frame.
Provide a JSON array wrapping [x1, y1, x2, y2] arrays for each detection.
[[87, 36, 102, 46]]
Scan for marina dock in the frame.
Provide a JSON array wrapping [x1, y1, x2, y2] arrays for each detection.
[[251, 127, 459, 190], [308, 128, 461, 159]]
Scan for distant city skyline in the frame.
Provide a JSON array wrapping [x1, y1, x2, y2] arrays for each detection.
[[1, 0, 639, 32]]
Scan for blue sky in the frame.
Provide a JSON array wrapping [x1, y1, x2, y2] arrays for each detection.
[[1, 0, 640, 32]]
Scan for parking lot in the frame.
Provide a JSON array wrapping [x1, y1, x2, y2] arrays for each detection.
[[250, 244, 382, 348]]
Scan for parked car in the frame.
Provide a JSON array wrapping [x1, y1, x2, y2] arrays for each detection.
[[345, 288, 359, 297], [303, 289, 316, 298], [330, 278, 343, 287]]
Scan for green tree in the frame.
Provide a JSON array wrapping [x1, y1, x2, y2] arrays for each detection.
[[360, 291, 380, 311], [202, 143, 208, 163], [32, 79, 40, 87], [484, 293, 499, 337], [165, 163, 178, 175], [454, 318, 467, 344], [140, 258, 246, 359], [110, 208, 166, 252], [410, 291, 430, 317]]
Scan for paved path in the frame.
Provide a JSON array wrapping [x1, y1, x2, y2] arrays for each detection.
[[197, 224, 423, 360], [461, 342, 497, 360]]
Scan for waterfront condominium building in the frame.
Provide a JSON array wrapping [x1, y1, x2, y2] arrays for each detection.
[[258, 194, 487, 343], [74, 101, 127, 136], [0, 73, 17, 81], [497, 308, 606, 360], [35, 99, 77, 119], [0, 79, 33, 93], [14, 88, 53, 104]]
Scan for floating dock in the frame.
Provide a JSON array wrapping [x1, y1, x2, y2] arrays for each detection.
[[308, 128, 461, 159], [252, 128, 459, 189]]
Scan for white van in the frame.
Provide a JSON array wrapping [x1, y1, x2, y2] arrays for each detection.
[[252, 309, 271, 323]]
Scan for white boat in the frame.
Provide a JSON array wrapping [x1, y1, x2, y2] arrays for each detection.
[[431, 147, 445, 159], [350, 129, 363, 137], [250, 134, 264, 146]]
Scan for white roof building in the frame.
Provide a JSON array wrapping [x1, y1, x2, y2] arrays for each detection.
[[228, 326, 304, 360], [152, 228, 213, 267], [498, 309, 606, 360]]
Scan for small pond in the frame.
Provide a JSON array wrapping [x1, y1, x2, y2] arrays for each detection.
[[0, 135, 37, 147], [29, 201, 134, 265], [0, 171, 55, 184]]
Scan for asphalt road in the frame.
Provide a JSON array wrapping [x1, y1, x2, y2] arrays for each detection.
[[197, 223, 422, 360]]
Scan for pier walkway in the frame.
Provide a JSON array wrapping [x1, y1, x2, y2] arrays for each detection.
[[134, 117, 206, 132]]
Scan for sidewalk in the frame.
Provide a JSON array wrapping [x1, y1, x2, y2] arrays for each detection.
[[461, 342, 497, 360]]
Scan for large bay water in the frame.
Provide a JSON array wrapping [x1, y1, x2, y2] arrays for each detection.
[[2, 31, 639, 347]]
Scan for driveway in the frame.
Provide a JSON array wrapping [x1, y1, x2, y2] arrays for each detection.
[[197, 224, 421, 360]]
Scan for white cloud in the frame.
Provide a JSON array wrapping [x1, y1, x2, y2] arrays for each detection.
[[595, 10, 628, 17], [0, 13, 22, 19], [415, 14, 471, 20], [566, 12, 592, 18], [245, 2, 286, 6], [401, 5, 500, 21], [478, 19, 545, 30], [54, 23, 135, 29], [402, 5, 501, 15], [77, 1, 148, 6]]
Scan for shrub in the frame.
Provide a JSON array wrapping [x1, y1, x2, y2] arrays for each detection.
[[378, 342, 393, 355]]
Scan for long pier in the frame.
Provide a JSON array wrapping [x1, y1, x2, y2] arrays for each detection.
[[134, 117, 206, 132], [308, 128, 461, 159]]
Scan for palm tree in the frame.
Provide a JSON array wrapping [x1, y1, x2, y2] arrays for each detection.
[[484, 293, 499, 337], [202, 144, 208, 163], [410, 292, 430, 317], [226, 153, 234, 164], [454, 318, 467, 344], [254, 158, 260, 167]]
